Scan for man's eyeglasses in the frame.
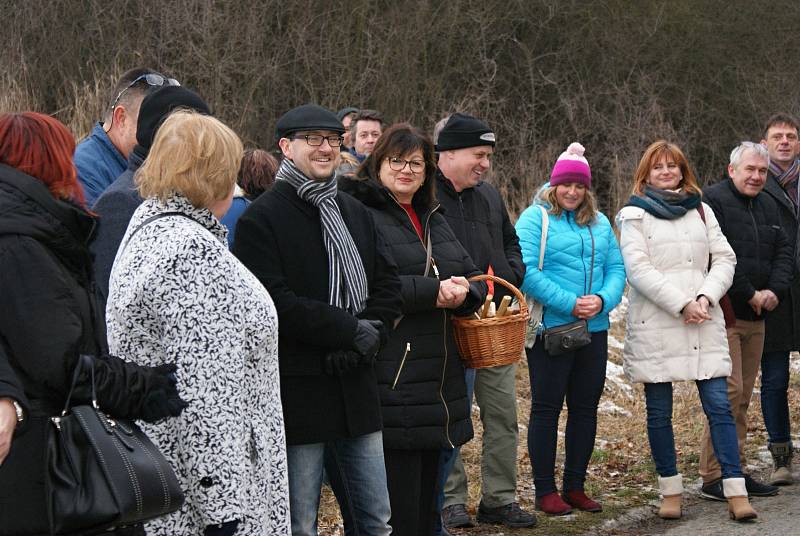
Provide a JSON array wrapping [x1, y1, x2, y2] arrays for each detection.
[[291, 134, 344, 147], [109, 73, 180, 111], [387, 156, 425, 173]]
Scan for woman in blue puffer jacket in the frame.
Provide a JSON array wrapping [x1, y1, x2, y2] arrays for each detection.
[[515, 143, 625, 516]]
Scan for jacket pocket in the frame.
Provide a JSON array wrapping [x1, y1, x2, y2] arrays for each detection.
[[390, 342, 412, 390]]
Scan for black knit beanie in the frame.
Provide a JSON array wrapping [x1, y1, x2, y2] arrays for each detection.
[[135, 86, 211, 152], [436, 113, 496, 151], [275, 104, 345, 140]]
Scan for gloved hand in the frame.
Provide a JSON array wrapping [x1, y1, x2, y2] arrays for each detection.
[[139, 363, 189, 423], [204, 520, 239, 536], [352, 319, 383, 358], [324, 350, 362, 376]]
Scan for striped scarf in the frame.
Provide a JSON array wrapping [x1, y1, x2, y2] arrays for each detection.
[[770, 158, 800, 214], [277, 158, 368, 314]]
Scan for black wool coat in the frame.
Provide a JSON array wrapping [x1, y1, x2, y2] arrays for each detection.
[[760, 173, 800, 352], [232, 179, 403, 445], [0, 164, 159, 535], [435, 171, 524, 301], [340, 177, 485, 450], [703, 179, 793, 321]]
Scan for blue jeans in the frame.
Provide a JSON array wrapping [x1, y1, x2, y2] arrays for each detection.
[[644, 378, 742, 479], [761, 350, 792, 444], [287, 431, 391, 536]]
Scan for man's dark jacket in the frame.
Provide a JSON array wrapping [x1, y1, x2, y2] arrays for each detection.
[[233, 179, 402, 445], [339, 176, 484, 450], [761, 172, 800, 352], [435, 171, 524, 301], [703, 178, 793, 321], [90, 152, 145, 308]]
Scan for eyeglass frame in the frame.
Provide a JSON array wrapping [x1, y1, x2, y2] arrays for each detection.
[[289, 134, 345, 147], [105, 73, 180, 131], [386, 156, 426, 173]]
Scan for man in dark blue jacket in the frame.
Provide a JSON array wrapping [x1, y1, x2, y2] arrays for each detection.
[[699, 142, 793, 500]]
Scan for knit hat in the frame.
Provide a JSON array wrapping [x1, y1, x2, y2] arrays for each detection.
[[275, 104, 345, 140], [135, 86, 211, 152], [336, 106, 359, 121], [436, 113, 496, 151], [550, 142, 592, 188]]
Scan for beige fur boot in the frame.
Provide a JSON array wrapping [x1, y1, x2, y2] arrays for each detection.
[[723, 477, 757, 521], [657, 474, 683, 519]]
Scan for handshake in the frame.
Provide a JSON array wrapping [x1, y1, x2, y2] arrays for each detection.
[[324, 319, 384, 375]]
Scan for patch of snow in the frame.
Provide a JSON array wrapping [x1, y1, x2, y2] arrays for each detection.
[[607, 334, 624, 350], [597, 399, 632, 417], [605, 361, 633, 397], [608, 295, 628, 324]]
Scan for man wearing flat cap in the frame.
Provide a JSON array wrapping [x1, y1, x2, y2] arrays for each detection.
[[233, 104, 402, 536], [435, 113, 533, 530]]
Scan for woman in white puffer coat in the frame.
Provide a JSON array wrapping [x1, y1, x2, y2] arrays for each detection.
[[616, 140, 756, 523]]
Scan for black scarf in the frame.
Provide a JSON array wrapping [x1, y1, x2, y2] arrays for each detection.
[[626, 186, 701, 219], [276, 158, 368, 314]]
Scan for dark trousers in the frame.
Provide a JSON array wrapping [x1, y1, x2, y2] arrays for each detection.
[[384, 448, 440, 536], [526, 330, 607, 496]]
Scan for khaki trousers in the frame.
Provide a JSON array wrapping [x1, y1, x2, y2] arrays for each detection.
[[699, 318, 765, 482]]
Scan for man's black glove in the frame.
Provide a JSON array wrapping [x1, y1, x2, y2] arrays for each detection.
[[324, 350, 362, 376], [204, 520, 239, 536], [352, 319, 383, 359], [139, 363, 189, 423]]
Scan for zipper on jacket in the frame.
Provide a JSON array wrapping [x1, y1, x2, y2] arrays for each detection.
[[440, 311, 454, 448], [747, 199, 760, 269], [391, 342, 412, 390], [431, 257, 440, 278]]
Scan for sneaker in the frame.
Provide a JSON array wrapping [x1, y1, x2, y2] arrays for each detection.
[[562, 489, 602, 512], [477, 501, 537, 528], [535, 492, 573, 515], [744, 474, 780, 497], [700, 478, 726, 501], [441, 503, 474, 529]]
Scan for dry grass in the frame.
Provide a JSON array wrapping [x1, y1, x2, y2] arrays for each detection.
[[317, 304, 800, 535]]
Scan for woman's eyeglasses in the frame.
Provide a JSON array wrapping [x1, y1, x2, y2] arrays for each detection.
[[387, 156, 425, 173]]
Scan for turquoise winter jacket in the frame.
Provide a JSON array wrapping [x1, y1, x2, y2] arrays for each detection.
[[515, 192, 626, 333]]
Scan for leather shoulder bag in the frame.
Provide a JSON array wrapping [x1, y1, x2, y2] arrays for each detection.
[[542, 223, 595, 356]]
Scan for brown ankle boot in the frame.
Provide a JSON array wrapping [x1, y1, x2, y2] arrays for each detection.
[[723, 478, 757, 521], [768, 442, 794, 485], [657, 475, 682, 519]]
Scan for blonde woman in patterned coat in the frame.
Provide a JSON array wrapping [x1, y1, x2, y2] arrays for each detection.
[[106, 110, 290, 536]]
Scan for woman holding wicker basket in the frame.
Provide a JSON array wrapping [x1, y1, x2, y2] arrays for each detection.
[[515, 143, 625, 516], [338, 123, 486, 535]]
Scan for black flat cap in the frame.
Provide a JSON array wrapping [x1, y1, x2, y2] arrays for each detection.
[[436, 112, 496, 151], [136, 86, 211, 151], [275, 104, 345, 140], [336, 106, 359, 121]]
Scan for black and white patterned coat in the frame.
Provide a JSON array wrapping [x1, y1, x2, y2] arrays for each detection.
[[106, 195, 290, 535]]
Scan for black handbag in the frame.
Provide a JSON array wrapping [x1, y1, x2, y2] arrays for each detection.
[[46, 355, 184, 534], [542, 226, 595, 356]]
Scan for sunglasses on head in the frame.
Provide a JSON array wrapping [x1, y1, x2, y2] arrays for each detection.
[[110, 73, 180, 111]]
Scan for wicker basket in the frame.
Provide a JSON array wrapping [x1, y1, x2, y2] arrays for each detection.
[[452, 274, 529, 369]]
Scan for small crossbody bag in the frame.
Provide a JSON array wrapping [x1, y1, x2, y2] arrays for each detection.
[[542, 224, 595, 356]]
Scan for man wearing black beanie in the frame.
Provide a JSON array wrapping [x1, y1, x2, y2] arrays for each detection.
[[435, 113, 534, 530], [233, 104, 402, 536], [91, 86, 211, 308]]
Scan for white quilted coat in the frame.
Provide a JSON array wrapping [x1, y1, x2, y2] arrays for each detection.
[[106, 195, 290, 535], [616, 203, 735, 383]]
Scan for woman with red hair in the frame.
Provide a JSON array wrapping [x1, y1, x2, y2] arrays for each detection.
[[0, 113, 186, 535]]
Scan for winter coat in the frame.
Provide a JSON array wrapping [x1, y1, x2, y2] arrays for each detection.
[[616, 203, 736, 383], [435, 171, 525, 301], [703, 179, 793, 321], [219, 186, 250, 249], [515, 192, 626, 333], [0, 344, 28, 432], [232, 179, 403, 445], [91, 151, 145, 309], [106, 194, 290, 535], [761, 172, 800, 352], [339, 176, 483, 450], [74, 122, 128, 206], [0, 163, 165, 535]]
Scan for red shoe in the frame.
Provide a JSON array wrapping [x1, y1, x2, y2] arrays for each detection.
[[562, 490, 602, 512], [535, 492, 573, 515]]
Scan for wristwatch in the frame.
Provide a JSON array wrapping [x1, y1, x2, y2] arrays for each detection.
[[11, 400, 23, 424]]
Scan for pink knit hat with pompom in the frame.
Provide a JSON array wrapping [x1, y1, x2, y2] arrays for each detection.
[[550, 142, 592, 188]]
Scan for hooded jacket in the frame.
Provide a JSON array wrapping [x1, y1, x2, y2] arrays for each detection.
[[339, 176, 483, 450]]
